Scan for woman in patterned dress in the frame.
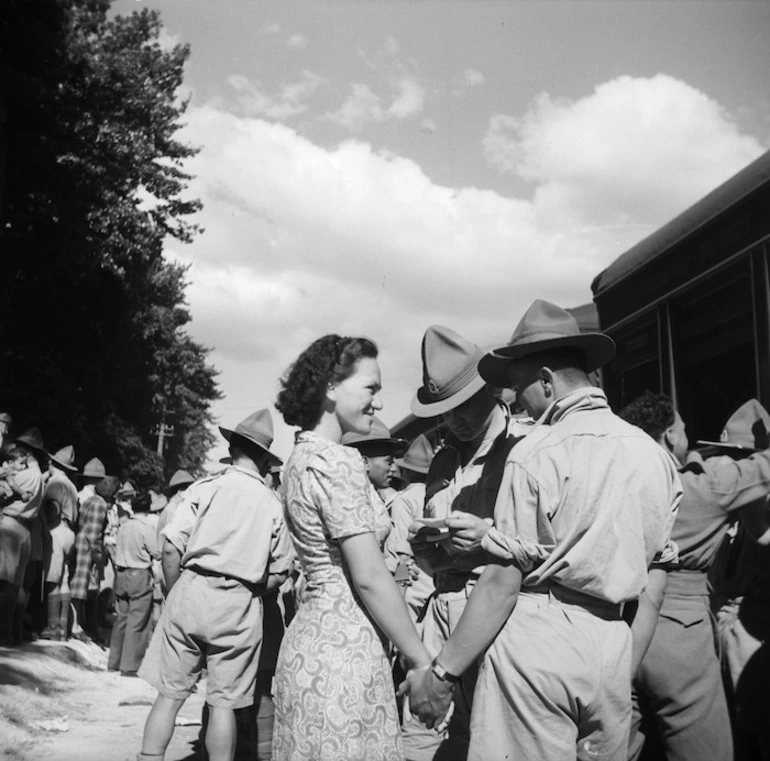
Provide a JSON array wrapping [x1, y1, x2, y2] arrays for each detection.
[[273, 335, 432, 761]]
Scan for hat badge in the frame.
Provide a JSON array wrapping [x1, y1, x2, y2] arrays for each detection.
[[427, 379, 441, 395]]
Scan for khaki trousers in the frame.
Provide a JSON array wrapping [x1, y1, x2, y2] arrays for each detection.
[[469, 591, 632, 761]]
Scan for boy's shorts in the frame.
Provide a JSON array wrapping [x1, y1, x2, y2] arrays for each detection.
[[139, 568, 263, 709]]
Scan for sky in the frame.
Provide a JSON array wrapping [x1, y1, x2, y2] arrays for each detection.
[[112, 0, 770, 466]]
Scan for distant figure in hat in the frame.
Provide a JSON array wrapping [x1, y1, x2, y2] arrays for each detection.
[[405, 300, 683, 761], [71, 475, 121, 644], [104, 481, 136, 573], [108, 490, 161, 676], [116, 480, 137, 514], [0, 428, 46, 645], [77, 457, 106, 509], [272, 334, 431, 761], [147, 490, 168, 633], [44, 446, 79, 526], [138, 409, 294, 761], [384, 435, 436, 623], [621, 392, 770, 761], [693, 399, 770, 760], [342, 415, 407, 511], [155, 470, 195, 549], [38, 445, 79, 642], [401, 325, 534, 760]]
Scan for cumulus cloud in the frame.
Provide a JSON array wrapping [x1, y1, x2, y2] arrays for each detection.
[[287, 34, 308, 49], [483, 74, 765, 226], [155, 27, 182, 52], [388, 76, 425, 119], [225, 70, 327, 120], [323, 84, 384, 131], [176, 75, 766, 459], [324, 75, 425, 131], [452, 67, 486, 95]]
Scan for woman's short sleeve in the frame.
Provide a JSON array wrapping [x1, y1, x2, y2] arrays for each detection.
[[309, 447, 376, 540]]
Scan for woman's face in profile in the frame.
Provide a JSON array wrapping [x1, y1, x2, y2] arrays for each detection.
[[332, 357, 383, 436]]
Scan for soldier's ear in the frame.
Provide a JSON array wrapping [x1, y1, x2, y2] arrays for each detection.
[[539, 367, 554, 397]]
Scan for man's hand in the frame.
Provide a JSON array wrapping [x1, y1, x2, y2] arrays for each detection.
[[408, 521, 441, 558], [445, 512, 492, 553], [401, 665, 454, 730]]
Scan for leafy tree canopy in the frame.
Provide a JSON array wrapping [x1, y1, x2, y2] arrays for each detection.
[[0, 0, 220, 488]]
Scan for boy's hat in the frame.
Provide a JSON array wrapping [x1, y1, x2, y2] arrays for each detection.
[[697, 399, 770, 452], [16, 427, 46, 453], [219, 409, 282, 467], [479, 300, 616, 386], [0, 412, 11, 424], [117, 480, 136, 498], [164, 470, 195, 494], [411, 326, 487, 418], [342, 417, 408, 455], [396, 434, 434, 475], [50, 445, 78, 472], [83, 458, 106, 478], [149, 490, 168, 513]]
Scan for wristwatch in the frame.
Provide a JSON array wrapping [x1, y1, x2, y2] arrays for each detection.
[[431, 659, 460, 684]]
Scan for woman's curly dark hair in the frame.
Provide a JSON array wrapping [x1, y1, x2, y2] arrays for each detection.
[[276, 335, 378, 430], [620, 390, 675, 441]]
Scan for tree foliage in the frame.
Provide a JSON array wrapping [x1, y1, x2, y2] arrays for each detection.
[[0, 0, 220, 487]]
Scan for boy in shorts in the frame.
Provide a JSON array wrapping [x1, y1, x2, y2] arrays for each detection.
[[137, 410, 293, 761]]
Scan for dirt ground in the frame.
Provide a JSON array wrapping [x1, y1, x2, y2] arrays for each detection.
[[0, 639, 207, 761]]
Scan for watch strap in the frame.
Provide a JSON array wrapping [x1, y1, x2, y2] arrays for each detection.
[[431, 659, 460, 684]]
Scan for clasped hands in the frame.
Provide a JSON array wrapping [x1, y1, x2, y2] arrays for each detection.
[[398, 663, 455, 731]]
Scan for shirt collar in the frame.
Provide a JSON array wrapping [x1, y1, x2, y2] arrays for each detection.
[[227, 464, 267, 485], [541, 387, 609, 426]]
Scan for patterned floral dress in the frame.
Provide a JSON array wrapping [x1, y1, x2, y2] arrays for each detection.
[[272, 431, 403, 761]]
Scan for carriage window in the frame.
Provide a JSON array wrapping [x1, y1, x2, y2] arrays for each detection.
[[606, 318, 660, 411], [670, 261, 755, 443]]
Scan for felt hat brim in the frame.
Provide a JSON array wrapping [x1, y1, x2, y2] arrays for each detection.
[[347, 438, 408, 456], [478, 334, 616, 387], [50, 455, 78, 472], [395, 457, 430, 475], [220, 427, 282, 467], [410, 372, 487, 418]]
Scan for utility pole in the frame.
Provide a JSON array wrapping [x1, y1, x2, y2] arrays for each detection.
[[153, 415, 174, 457]]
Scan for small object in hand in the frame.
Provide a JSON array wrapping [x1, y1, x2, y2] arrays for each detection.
[[409, 518, 451, 543], [394, 559, 411, 585]]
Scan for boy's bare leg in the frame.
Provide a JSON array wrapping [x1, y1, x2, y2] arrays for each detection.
[[205, 706, 237, 761], [141, 694, 185, 757]]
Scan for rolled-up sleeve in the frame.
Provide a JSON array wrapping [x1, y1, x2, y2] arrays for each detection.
[[161, 492, 197, 554], [481, 461, 554, 573]]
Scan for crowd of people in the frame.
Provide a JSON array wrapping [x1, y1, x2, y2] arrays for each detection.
[[3, 297, 770, 761], [0, 420, 206, 672]]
